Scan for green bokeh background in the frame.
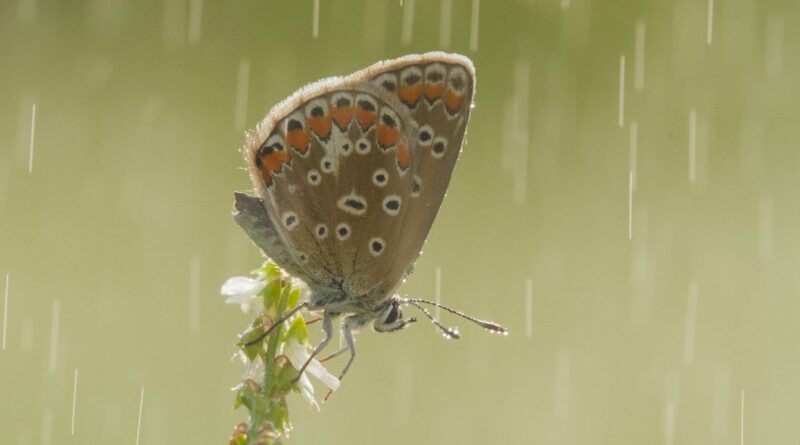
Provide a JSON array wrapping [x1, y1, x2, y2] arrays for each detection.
[[2, 0, 799, 443]]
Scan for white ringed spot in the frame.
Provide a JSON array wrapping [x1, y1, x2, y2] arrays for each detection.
[[337, 192, 367, 216], [282, 211, 299, 230], [315, 223, 328, 239], [372, 168, 389, 187], [431, 136, 448, 159], [305, 98, 329, 119], [447, 66, 469, 95], [355, 137, 371, 155], [369, 237, 386, 256], [307, 169, 321, 185], [418, 125, 434, 146], [320, 155, 335, 173], [335, 223, 351, 241], [382, 195, 402, 216], [375, 73, 398, 93]]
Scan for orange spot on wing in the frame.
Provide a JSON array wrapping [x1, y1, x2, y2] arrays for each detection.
[[330, 107, 354, 130], [423, 84, 444, 102], [261, 169, 272, 186], [356, 109, 377, 130], [444, 91, 465, 114], [286, 129, 309, 154], [308, 116, 332, 139], [396, 143, 411, 170], [377, 125, 399, 149], [260, 151, 291, 186], [399, 85, 422, 107]]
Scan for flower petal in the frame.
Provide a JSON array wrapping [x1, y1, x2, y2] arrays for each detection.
[[305, 359, 341, 391], [221, 276, 266, 301], [285, 339, 341, 391], [297, 373, 320, 411]]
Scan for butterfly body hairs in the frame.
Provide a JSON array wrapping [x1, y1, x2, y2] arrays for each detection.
[[234, 52, 507, 387]]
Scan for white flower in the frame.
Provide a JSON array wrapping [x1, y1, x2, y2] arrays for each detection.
[[220, 276, 266, 314], [232, 352, 265, 391], [284, 339, 340, 410]]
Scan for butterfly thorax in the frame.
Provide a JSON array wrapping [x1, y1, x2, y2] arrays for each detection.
[[307, 287, 412, 334], [307, 286, 386, 314]]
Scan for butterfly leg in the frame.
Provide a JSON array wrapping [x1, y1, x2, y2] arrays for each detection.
[[319, 347, 348, 363], [244, 302, 308, 347], [323, 316, 358, 401], [292, 310, 333, 381]]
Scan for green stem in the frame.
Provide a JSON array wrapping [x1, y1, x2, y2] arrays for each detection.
[[264, 286, 290, 389], [243, 284, 290, 445]]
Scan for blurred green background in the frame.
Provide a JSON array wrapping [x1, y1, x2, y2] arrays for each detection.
[[2, 0, 799, 443]]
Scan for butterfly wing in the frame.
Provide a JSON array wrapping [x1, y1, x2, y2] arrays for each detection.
[[347, 54, 475, 300], [232, 191, 315, 284], [243, 53, 475, 302]]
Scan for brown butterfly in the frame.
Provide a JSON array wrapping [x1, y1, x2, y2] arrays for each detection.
[[233, 52, 507, 388]]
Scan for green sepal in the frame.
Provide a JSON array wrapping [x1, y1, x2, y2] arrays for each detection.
[[262, 279, 283, 315], [284, 316, 309, 344], [286, 287, 302, 309], [237, 326, 265, 361], [251, 261, 282, 282]]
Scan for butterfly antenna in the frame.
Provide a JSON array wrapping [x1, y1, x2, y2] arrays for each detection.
[[402, 298, 509, 336], [401, 299, 460, 339]]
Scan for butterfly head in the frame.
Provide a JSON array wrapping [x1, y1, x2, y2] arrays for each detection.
[[372, 296, 417, 333]]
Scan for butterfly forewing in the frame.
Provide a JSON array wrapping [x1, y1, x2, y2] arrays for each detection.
[[244, 53, 475, 304], [350, 57, 475, 299]]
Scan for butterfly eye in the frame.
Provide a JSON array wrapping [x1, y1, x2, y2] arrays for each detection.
[[382, 301, 400, 324]]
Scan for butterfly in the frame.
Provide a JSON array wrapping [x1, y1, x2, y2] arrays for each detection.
[[233, 52, 507, 388]]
